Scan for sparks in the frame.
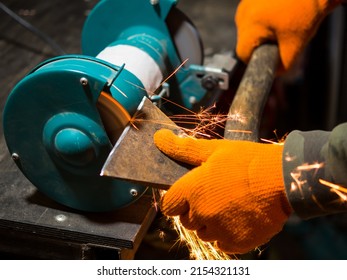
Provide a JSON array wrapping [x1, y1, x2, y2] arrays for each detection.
[[157, 190, 232, 260], [113, 85, 128, 98], [158, 58, 189, 89], [260, 138, 284, 145], [311, 194, 326, 211], [227, 110, 247, 124], [284, 152, 296, 162], [319, 179, 347, 192], [331, 189, 347, 202], [319, 179, 347, 202], [297, 162, 324, 171], [260, 130, 287, 145], [227, 129, 252, 134], [290, 171, 306, 197], [144, 97, 286, 259], [151, 188, 161, 212], [273, 129, 288, 143], [124, 79, 157, 96], [171, 216, 233, 260], [117, 58, 278, 260], [158, 230, 166, 241], [289, 162, 324, 197], [171, 104, 230, 139]]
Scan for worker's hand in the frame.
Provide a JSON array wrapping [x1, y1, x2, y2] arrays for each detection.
[[154, 129, 292, 254], [235, 0, 342, 72]]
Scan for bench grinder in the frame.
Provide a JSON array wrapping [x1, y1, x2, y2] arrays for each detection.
[[3, 0, 230, 212]]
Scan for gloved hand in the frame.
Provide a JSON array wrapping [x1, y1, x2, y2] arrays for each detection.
[[235, 0, 342, 72], [154, 129, 292, 254]]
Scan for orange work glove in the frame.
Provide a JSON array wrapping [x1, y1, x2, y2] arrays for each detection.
[[154, 129, 292, 254], [235, 0, 342, 72]]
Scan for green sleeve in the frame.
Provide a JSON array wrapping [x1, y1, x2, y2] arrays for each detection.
[[282, 123, 347, 219]]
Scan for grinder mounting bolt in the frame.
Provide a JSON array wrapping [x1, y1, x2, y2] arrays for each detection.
[[11, 153, 20, 161], [80, 77, 89, 86], [130, 189, 138, 197]]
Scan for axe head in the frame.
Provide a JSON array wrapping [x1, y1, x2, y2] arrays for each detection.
[[101, 97, 190, 190]]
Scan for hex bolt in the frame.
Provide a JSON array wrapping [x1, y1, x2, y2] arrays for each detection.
[[80, 77, 88, 86], [11, 153, 20, 161], [130, 189, 138, 197]]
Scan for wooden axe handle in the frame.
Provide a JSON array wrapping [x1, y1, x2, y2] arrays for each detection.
[[224, 44, 280, 141]]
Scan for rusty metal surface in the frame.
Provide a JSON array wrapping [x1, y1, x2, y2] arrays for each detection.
[[101, 97, 190, 190]]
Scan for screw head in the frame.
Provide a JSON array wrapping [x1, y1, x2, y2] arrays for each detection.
[[55, 214, 67, 222], [189, 96, 197, 105], [150, 0, 159, 5], [80, 77, 88, 86], [11, 153, 20, 161], [130, 189, 138, 197]]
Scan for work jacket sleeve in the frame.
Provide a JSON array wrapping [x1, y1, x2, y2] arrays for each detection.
[[282, 123, 347, 219]]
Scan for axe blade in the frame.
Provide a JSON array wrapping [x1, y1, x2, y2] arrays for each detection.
[[101, 97, 190, 190]]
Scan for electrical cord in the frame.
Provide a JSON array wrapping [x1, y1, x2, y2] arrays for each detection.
[[0, 2, 66, 55]]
